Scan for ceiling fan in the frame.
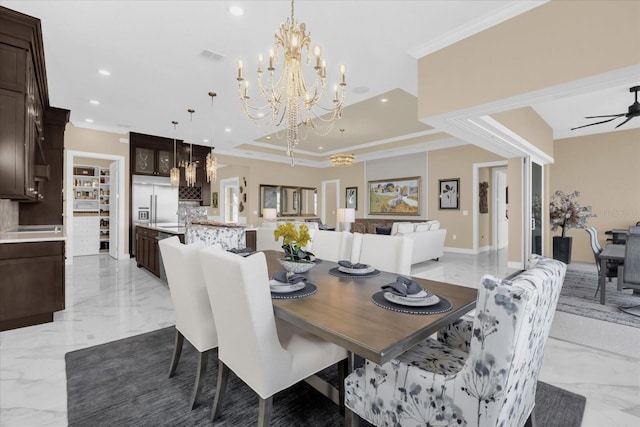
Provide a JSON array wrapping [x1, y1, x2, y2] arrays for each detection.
[[571, 85, 640, 131]]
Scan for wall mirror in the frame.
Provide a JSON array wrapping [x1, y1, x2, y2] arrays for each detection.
[[260, 184, 317, 217]]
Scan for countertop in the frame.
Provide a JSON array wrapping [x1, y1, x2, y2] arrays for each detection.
[[137, 223, 256, 235], [136, 223, 187, 235], [0, 225, 67, 244]]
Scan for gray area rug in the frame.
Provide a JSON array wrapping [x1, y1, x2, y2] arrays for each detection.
[[558, 269, 640, 328], [66, 327, 586, 427]]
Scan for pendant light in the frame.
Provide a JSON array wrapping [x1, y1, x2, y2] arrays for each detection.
[[185, 108, 197, 187], [206, 92, 218, 183], [170, 120, 180, 186]]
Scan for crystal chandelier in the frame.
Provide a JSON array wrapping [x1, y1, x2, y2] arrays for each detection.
[[206, 92, 217, 183], [330, 153, 355, 166], [170, 120, 180, 186], [184, 109, 197, 187], [236, 0, 346, 166], [330, 128, 354, 166]]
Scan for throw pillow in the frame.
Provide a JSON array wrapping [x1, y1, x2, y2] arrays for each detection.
[[396, 223, 414, 235], [427, 220, 441, 230], [415, 224, 431, 232]]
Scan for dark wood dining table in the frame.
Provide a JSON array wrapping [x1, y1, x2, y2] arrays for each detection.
[[263, 250, 477, 365]]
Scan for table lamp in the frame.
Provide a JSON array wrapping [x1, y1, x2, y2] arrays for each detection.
[[337, 208, 355, 232], [263, 208, 277, 221]]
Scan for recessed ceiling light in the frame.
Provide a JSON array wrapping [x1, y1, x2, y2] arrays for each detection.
[[380, 98, 388, 103], [229, 5, 244, 16], [318, 146, 323, 150], [85, 118, 94, 123], [266, 136, 272, 140], [224, 128, 231, 132], [89, 100, 100, 105], [98, 69, 111, 76], [203, 139, 209, 143]]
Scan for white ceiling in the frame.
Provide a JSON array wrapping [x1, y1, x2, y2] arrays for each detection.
[[2, 0, 638, 166]]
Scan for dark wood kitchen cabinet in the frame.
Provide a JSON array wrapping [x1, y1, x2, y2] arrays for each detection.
[[135, 226, 184, 278], [136, 226, 160, 277], [0, 240, 65, 331], [0, 7, 69, 222], [130, 133, 176, 177]]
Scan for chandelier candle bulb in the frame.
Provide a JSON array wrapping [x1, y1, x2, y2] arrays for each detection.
[[321, 59, 327, 78], [269, 48, 274, 70], [244, 81, 249, 98], [340, 64, 346, 85], [258, 53, 263, 72], [237, 59, 243, 80]]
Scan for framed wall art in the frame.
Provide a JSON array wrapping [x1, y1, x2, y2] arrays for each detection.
[[368, 177, 420, 215], [439, 178, 459, 210], [346, 187, 358, 210]]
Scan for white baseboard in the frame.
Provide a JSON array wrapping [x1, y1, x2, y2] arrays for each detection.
[[478, 245, 492, 253], [444, 247, 477, 255]]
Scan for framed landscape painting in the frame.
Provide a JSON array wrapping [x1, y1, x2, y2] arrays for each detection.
[[439, 178, 459, 209], [368, 177, 420, 215]]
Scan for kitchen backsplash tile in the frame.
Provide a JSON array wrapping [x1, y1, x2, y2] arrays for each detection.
[[0, 199, 19, 231]]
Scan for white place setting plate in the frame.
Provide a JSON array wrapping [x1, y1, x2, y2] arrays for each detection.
[[269, 280, 305, 293], [383, 292, 440, 307], [338, 266, 375, 275]]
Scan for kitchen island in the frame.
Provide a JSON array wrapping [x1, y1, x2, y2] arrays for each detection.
[[185, 223, 248, 250], [0, 226, 66, 331], [135, 223, 253, 279]]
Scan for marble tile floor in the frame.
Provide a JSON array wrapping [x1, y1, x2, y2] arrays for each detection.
[[1, 251, 638, 426]]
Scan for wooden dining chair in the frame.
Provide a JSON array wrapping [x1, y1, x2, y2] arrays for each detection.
[[198, 246, 348, 426], [586, 227, 618, 297], [344, 255, 566, 427], [158, 237, 218, 409], [617, 232, 640, 316]]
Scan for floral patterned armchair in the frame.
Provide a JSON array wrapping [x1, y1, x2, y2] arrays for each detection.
[[344, 255, 566, 427]]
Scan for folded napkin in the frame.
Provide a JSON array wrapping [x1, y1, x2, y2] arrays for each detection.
[[338, 260, 369, 269], [381, 276, 423, 296], [272, 271, 306, 284], [228, 247, 254, 254]]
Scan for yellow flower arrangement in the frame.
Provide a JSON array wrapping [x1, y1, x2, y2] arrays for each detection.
[[274, 222, 313, 261]]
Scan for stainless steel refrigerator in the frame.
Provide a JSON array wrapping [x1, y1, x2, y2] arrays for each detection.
[[131, 175, 179, 255]]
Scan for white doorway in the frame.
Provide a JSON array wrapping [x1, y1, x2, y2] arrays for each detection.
[[65, 150, 126, 264], [220, 177, 239, 223], [473, 160, 508, 253], [493, 167, 509, 250], [321, 179, 339, 228]]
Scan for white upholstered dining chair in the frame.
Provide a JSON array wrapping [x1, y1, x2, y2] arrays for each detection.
[[345, 255, 566, 427], [198, 246, 348, 426], [350, 232, 412, 275], [309, 229, 353, 262], [158, 236, 218, 409]]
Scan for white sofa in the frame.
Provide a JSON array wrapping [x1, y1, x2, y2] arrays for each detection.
[[390, 220, 446, 265]]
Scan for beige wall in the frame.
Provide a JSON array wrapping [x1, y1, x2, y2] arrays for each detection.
[[207, 157, 366, 228], [418, 0, 639, 118], [491, 107, 554, 159], [428, 145, 504, 250], [549, 128, 640, 263]]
